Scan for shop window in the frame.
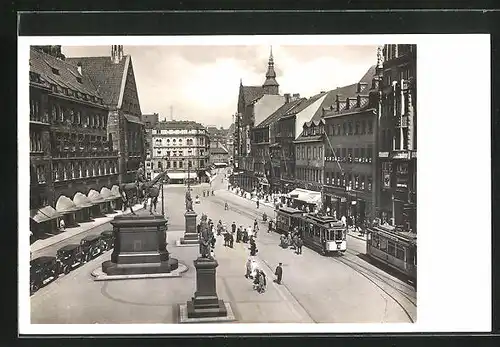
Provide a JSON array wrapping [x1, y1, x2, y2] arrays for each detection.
[[379, 237, 387, 251], [355, 121, 360, 135], [396, 245, 405, 260], [387, 241, 396, 256]]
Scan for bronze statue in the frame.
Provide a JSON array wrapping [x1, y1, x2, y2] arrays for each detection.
[[199, 216, 212, 259], [185, 189, 194, 212], [120, 167, 166, 215]]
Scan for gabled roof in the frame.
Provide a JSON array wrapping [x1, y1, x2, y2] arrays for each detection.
[[30, 48, 104, 106], [156, 120, 206, 130], [66, 55, 130, 108], [280, 92, 327, 120], [210, 147, 229, 155], [309, 65, 376, 122], [255, 97, 305, 129], [241, 85, 265, 106]]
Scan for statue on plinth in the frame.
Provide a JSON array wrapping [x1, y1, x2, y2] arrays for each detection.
[[199, 214, 212, 259], [185, 189, 194, 212]]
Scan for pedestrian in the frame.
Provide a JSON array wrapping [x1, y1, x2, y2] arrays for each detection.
[[341, 215, 347, 228], [250, 237, 258, 256], [59, 218, 66, 231], [258, 270, 267, 293], [256, 200, 260, 209], [253, 219, 259, 238], [225, 202, 229, 210], [231, 222, 236, 234], [250, 259, 258, 279], [229, 232, 234, 248], [274, 263, 283, 284], [236, 226, 242, 243], [296, 237, 303, 255], [245, 258, 252, 278], [268, 220, 273, 233]]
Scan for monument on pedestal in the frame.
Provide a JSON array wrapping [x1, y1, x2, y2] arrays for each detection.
[[101, 168, 179, 276], [180, 189, 199, 245], [185, 216, 228, 319]]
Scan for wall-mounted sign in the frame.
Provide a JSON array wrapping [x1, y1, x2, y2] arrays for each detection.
[[379, 152, 389, 158], [392, 151, 410, 159]]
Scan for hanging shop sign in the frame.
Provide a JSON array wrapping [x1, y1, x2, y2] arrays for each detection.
[[378, 151, 389, 158]]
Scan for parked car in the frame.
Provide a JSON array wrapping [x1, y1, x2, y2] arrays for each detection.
[[56, 244, 84, 274], [30, 256, 59, 295], [100, 230, 115, 251], [80, 234, 104, 262]]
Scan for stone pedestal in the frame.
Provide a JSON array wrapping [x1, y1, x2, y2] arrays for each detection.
[[186, 257, 227, 318], [180, 211, 199, 245], [102, 215, 178, 275]]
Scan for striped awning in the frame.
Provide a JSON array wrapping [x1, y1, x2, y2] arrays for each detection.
[[30, 206, 62, 223], [73, 192, 94, 208], [100, 187, 118, 201], [167, 172, 191, 180], [87, 189, 106, 203], [56, 195, 80, 214]]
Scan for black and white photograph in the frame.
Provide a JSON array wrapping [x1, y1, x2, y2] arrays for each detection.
[[19, 34, 490, 334]]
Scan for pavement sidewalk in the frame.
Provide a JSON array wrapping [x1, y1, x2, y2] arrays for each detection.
[[226, 188, 276, 209], [347, 229, 368, 241], [30, 203, 144, 253]]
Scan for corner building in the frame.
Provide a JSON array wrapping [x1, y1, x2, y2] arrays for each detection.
[[151, 120, 210, 184], [376, 44, 417, 231]]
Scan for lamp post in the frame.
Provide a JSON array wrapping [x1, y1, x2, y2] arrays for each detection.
[[161, 168, 165, 216]]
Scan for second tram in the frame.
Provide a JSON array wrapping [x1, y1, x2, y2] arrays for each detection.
[[366, 224, 417, 283]]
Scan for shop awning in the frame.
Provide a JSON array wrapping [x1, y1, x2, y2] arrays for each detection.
[[87, 189, 106, 203], [110, 185, 122, 199], [167, 172, 191, 180], [73, 192, 94, 208], [100, 187, 118, 201], [56, 195, 80, 214], [30, 205, 62, 223], [288, 188, 322, 205]]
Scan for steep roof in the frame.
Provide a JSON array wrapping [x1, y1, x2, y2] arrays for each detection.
[[255, 98, 305, 129], [210, 147, 229, 155], [241, 85, 265, 106], [156, 120, 206, 130], [309, 65, 376, 122], [66, 55, 129, 108], [280, 92, 327, 120], [30, 48, 104, 106]]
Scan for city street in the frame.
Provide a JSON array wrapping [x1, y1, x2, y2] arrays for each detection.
[[30, 170, 416, 324]]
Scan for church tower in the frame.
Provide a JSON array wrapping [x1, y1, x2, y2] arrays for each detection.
[[262, 46, 279, 95]]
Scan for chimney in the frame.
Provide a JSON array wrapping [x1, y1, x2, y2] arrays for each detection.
[[111, 45, 123, 64], [293, 93, 300, 100], [284, 93, 291, 103], [77, 62, 82, 75]]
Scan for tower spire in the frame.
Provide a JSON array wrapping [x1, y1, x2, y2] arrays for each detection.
[[262, 46, 279, 95]]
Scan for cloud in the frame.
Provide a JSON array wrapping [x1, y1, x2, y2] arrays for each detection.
[[62, 44, 377, 128]]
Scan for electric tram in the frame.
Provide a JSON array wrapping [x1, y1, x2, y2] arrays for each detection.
[[366, 224, 417, 282], [275, 207, 347, 256]]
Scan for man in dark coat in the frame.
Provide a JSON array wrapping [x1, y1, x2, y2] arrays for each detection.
[[296, 237, 303, 255], [274, 263, 283, 284], [231, 222, 236, 234], [250, 237, 257, 256]]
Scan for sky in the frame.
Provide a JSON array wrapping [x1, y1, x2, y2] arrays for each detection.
[[62, 45, 377, 129]]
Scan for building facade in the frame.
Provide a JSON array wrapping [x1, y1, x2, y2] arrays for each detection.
[[142, 113, 160, 179], [322, 91, 378, 222], [30, 46, 121, 237], [151, 121, 210, 184], [294, 119, 325, 193], [209, 146, 230, 165], [376, 44, 417, 231], [67, 45, 146, 185]]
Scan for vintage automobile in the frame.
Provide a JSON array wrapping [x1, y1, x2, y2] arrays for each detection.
[[80, 234, 104, 261], [100, 230, 115, 251], [56, 244, 84, 274], [30, 256, 60, 295]]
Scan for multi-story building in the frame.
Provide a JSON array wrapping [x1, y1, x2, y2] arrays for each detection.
[[236, 48, 285, 173], [376, 44, 417, 231], [226, 122, 235, 166], [67, 45, 146, 184], [321, 79, 378, 222], [207, 126, 228, 149], [30, 46, 120, 237], [209, 146, 229, 166], [151, 120, 210, 184], [249, 95, 304, 193], [141, 113, 160, 179]]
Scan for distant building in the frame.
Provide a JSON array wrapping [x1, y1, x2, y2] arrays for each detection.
[[209, 146, 229, 166], [207, 126, 228, 149], [151, 120, 210, 184], [67, 45, 146, 184], [141, 113, 160, 179]]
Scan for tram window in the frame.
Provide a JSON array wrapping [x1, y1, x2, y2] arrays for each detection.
[[387, 241, 396, 256], [371, 234, 379, 247], [314, 226, 320, 237], [379, 238, 387, 251], [335, 230, 343, 240], [396, 245, 405, 260], [329, 230, 334, 240]]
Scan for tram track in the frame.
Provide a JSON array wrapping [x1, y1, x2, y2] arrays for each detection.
[[210, 193, 416, 322]]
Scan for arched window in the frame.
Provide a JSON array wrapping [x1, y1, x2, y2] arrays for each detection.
[[76, 111, 81, 124], [59, 106, 64, 123], [92, 162, 96, 176], [52, 105, 57, 123]]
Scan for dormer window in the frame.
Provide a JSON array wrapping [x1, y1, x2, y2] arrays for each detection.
[[51, 67, 59, 75]]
